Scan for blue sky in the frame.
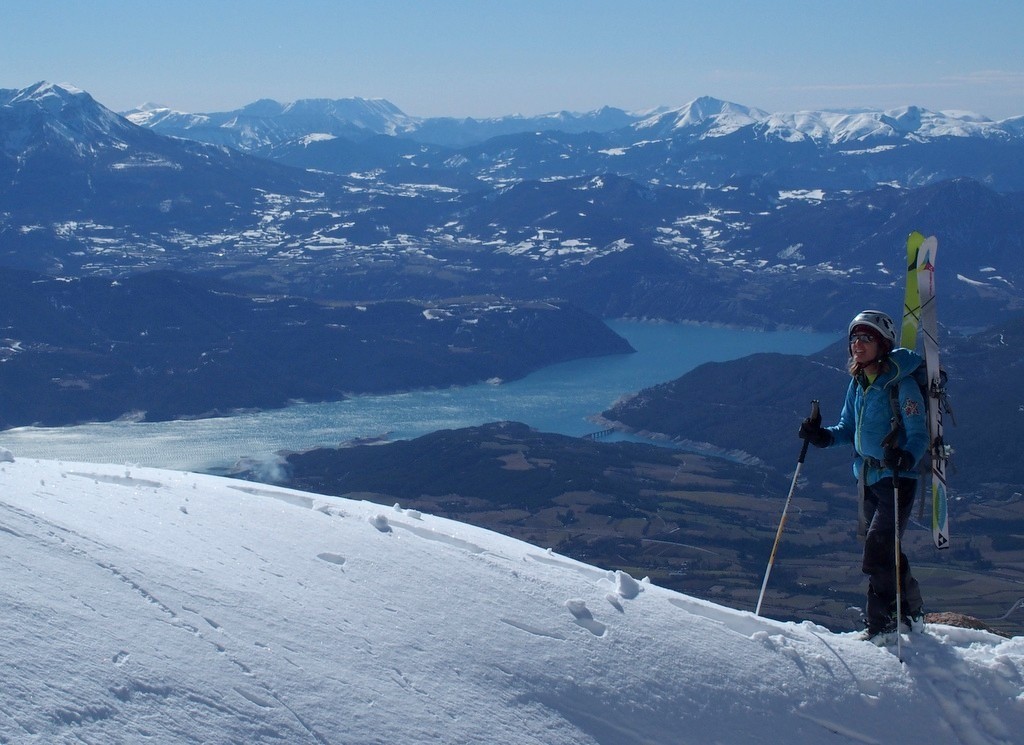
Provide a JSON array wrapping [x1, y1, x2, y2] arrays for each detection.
[[3, 0, 1023, 119]]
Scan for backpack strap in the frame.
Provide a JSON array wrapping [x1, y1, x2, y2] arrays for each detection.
[[888, 380, 902, 426], [889, 370, 933, 505]]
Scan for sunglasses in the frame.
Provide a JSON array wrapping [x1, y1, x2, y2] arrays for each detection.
[[849, 333, 877, 344]]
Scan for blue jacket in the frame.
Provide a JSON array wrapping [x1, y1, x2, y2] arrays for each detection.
[[825, 348, 929, 485]]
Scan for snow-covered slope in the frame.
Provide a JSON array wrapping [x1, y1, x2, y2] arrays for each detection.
[[1, 451, 1020, 744], [758, 105, 1012, 143], [125, 95, 416, 149], [631, 96, 768, 139], [628, 97, 1018, 144], [0, 81, 143, 155]]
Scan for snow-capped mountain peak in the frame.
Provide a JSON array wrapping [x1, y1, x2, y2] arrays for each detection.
[[122, 94, 418, 147], [634, 95, 768, 138], [5, 80, 92, 105], [1, 80, 141, 155], [4, 81, 108, 118], [623, 95, 1017, 145], [761, 104, 1011, 144], [674, 95, 768, 126], [123, 104, 211, 130]]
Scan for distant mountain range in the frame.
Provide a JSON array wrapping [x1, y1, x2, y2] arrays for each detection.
[[125, 96, 646, 149], [4, 82, 1024, 336], [123, 92, 1024, 194], [124, 92, 1024, 150]]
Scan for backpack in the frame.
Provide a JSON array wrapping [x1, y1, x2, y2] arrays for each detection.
[[889, 358, 954, 519], [888, 359, 953, 435]]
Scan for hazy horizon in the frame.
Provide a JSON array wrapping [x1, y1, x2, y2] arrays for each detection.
[[2, 1, 1022, 120]]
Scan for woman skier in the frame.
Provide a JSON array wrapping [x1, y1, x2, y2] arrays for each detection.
[[798, 310, 928, 642]]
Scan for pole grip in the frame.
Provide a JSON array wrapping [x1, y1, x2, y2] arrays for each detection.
[[797, 400, 819, 464]]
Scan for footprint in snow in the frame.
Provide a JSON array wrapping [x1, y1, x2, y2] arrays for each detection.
[[565, 599, 606, 637], [317, 552, 347, 567]]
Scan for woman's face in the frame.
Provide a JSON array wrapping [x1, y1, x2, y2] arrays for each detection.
[[849, 331, 879, 367]]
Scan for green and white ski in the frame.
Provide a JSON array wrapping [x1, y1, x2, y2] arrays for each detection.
[[916, 236, 950, 549], [900, 231, 926, 349]]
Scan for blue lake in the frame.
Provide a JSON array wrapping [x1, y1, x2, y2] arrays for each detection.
[[0, 321, 834, 473]]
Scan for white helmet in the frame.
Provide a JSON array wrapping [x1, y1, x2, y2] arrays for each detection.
[[848, 310, 897, 349]]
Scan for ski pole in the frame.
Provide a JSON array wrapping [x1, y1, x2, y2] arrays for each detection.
[[884, 415, 904, 662], [893, 463, 903, 662], [755, 400, 819, 617]]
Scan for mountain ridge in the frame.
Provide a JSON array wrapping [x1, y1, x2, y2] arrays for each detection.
[[120, 84, 1024, 149]]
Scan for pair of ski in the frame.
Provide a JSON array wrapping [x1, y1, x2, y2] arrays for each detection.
[[900, 231, 950, 551], [879, 232, 949, 662]]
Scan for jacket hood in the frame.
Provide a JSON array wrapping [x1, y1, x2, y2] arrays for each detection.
[[885, 347, 924, 385]]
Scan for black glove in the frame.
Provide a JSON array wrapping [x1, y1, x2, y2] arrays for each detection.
[[882, 445, 915, 472], [798, 417, 833, 448]]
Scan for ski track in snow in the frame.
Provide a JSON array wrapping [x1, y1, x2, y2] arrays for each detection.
[[1, 482, 333, 743], [1, 457, 1022, 743]]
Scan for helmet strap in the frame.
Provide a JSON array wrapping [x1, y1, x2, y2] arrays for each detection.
[[850, 341, 890, 374]]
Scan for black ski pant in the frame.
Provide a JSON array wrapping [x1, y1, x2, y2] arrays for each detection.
[[861, 476, 924, 631]]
